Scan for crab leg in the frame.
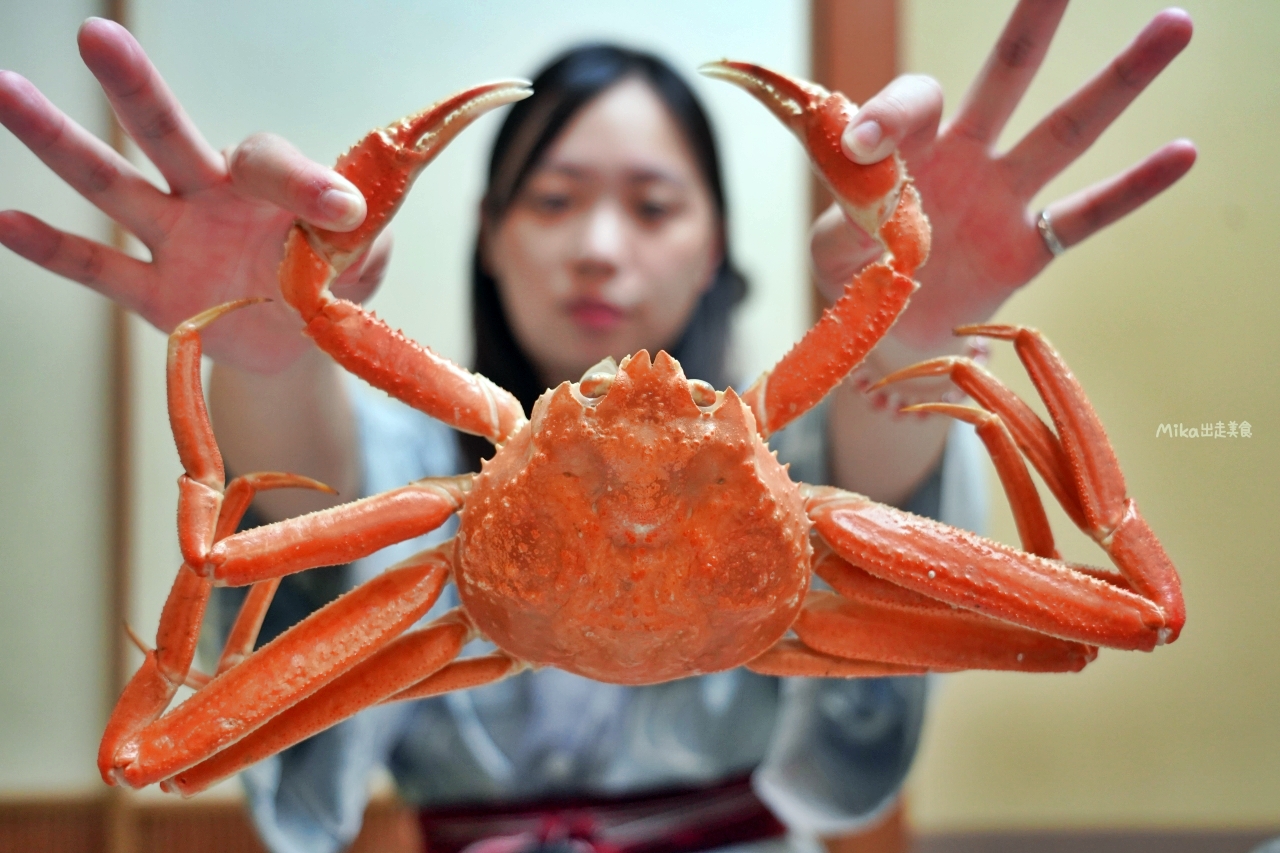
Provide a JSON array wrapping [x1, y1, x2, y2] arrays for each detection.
[[752, 549, 1094, 675], [385, 651, 525, 703], [872, 352, 1086, 527], [746, 638, 930, 678], [102, 546, 451, 789], [281, 82, 532, 445], [702, 62, 929, 437], [882, 325, 1184, 641], [792, 590, 1096, 673], [99, 471, 335, 785], [213, 472, 339, 674], [811, 551, 1096, 671], [167, 301, 248, 569], [216, 576, 282, 675], [99, 564, 213, 783], [176, 628, 530, 797], [164, 605, 474, 796], [805, 486, 1170, 652], [907, 402, 1059, 559], [102, 302, 474, 788], [100, 307, 343, 779], [968, 325, 1183, 637], [205, 475, 469, 585], [744, 263, 916, 437], [164, 300, 473, 587], [752, 543, 1098, 677]]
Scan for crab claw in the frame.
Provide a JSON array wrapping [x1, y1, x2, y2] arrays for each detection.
[[275, 81, 532, 446], [700, 60, 905, 245], [702, 61, 931, 438], [304, 79, 532, 272]]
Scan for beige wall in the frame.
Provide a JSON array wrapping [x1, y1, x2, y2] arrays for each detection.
[[0, 0, 111, 795], [903, 0, 1280, 831]]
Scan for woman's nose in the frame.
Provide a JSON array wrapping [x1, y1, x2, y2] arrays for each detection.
[[573, 200, 625, 274]]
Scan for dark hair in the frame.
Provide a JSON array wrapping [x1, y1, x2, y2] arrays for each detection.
[[460, 43, 748, 471]]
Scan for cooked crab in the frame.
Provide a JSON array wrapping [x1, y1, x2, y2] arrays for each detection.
[[99, 62, 1183, 797]]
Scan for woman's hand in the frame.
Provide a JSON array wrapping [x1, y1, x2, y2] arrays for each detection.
[[811, 0, 1196, 350], [0, 17, 389, 372]]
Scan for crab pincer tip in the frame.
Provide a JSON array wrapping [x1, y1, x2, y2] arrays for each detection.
[[487, 78, 534, 104], [462, 79, 534, 107], [697, 59, 739, 78], [699, 60, 820, 132], [395, 79, 534, 148]]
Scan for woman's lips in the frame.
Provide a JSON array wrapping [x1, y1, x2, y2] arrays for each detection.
[[568, 298, 627, 332]]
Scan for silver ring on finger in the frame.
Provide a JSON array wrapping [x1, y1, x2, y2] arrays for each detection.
[[1037, 210, 1067, 257]]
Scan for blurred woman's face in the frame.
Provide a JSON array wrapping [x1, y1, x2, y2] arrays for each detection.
[[484, 78, 721, 386]]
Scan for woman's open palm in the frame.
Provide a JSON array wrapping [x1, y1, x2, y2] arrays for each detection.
[[811, 0, 1196, 350], [0, 18, 384, 372]]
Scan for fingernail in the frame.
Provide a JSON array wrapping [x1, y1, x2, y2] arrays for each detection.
[[843, 119, 890, 164], [318, 183, 364, 230]]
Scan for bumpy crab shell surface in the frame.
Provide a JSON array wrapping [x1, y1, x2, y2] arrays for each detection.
[[458, 351, 810, 683]]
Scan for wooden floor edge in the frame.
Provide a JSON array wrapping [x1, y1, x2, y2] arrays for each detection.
[[0, 795, 422, 853], [916, 827, 1280, 853], [2, 798, 1276, 853]]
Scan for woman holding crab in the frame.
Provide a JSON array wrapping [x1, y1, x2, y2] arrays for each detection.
[[0, 2, 1194, 851]]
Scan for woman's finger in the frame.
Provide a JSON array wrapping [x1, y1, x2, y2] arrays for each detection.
[[0, 70, 172, 247], [77, 17, 224, 196], [1038, 139, 1195, 254], [227, 132, 365, 231], [809, 203, 883, 303], [0, 210, 154, 311], [1005, 9, 1193, 195], [948, 0, 1069, 145], [841, 74, 943, 165], [331, 229, 393, 304]]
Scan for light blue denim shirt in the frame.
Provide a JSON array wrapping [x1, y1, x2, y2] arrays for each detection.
[[215, 379, 988, 853]]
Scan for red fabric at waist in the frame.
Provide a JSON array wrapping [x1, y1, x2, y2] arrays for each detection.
[[418, 774, 786, 853]]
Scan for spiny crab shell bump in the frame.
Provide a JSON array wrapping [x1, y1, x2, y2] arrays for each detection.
[[456, 352, 811, 684]]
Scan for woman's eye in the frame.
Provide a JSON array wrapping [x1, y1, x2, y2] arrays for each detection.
[[636, 200, 673, 223], [531, 193, 572, 214]]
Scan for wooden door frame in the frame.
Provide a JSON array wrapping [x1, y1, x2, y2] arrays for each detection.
[[808, 5, 907, 851], [810, 0, 899, 219]]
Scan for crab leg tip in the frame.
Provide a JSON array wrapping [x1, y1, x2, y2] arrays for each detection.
[[124, 622, 149, 656], [955, 323, 1020, 339], [177, 297, 269, 333], [286, 474, 338, 496], [899, 402, 983, 423], [867, 357, 957, 392]]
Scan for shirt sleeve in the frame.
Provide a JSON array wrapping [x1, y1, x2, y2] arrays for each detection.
[[232, 380, 464, 853], [753, 414, 987, 837]]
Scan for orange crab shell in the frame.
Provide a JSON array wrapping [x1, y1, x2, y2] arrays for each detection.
[[455, 351, 812, 684]]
